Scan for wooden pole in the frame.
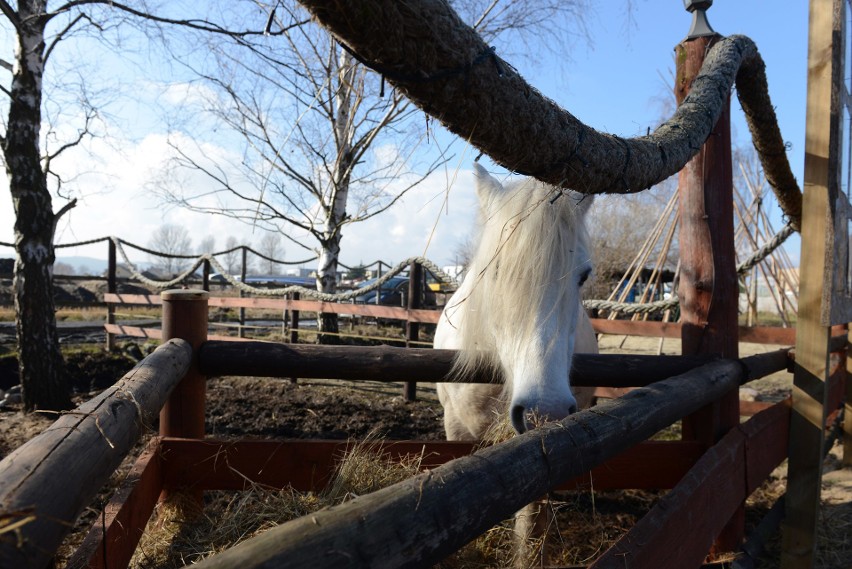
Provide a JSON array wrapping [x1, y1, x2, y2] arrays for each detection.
[[239, 247, 247, 338], [160, 290, 208, 440], [404, 262, 422, 401], [202, 258, 211, 292], [159, 289, 208, 506], [106, 238, 117, 351], [289, 292, 300, 384], [844, 326, 852, 467], [190, 360, 744, 569], [781, 1, 838, 565], [675, 32, 742, 554]]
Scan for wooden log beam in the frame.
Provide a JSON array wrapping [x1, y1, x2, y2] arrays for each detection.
[[0, 340, 192, 569], [197, 340, 723, 387], [297, 1, 801, 227], [592, 400, 791, 568], [190, 359, 743, 569]]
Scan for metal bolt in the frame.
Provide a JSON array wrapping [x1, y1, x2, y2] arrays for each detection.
[[683, 0, 716, 39]]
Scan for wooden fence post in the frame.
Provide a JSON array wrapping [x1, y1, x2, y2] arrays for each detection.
[[404, 262, 423, 401], [675, 28, 742, 554], [160, 289, 208, 506], [289, 292, 300, 344], [239, 247, 247, 338], [106, 238, 116, 351], [289, 292, 300, 384], [202, 258, 211, 292], [782, 1, 842, 565]]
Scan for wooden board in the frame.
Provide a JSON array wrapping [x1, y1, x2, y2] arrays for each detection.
[[592, 400, 791, 568], [65, 439, 163, 569], [158, 438, 705, 494], [782, 1, 840, 566], [105, 293, 442, 323], [590, 319, 796, 345]]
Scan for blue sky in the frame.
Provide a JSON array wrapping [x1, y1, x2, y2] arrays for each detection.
[[0, 1, 809, 270]]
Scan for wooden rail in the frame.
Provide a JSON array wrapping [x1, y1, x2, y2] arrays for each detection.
[[104, 292, 801, 347], [197, 340, 794, 387], [0, 340, 192, 569], [190, 360, 745, 569]]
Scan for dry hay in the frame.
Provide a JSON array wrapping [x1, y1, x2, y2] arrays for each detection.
[[126, 426, 657, 569], [125, 425, 851, 568]]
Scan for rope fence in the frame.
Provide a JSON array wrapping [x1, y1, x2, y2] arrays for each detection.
[[0, 220, 794, 313]]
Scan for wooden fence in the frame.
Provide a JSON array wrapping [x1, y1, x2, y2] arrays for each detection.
[[0, 288, 845, 569]]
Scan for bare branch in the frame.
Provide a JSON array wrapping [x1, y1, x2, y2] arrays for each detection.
[[41, 109, 95, 174], [48, 0, 308, 37], [44, 12, 94, 64]]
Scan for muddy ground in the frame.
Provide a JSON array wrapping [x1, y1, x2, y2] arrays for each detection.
[[0, 334, 850, 567]]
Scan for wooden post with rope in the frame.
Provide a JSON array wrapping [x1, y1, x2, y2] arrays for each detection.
[[674, 12, 743, 555]]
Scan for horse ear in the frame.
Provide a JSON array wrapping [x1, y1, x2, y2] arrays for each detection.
[[473, 163, 504, 203]]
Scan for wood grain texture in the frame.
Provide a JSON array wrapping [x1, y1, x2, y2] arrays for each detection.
[[0, 340, 191, 569]]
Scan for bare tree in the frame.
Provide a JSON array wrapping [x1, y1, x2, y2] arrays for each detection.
[[148, 223, 193, 275], [223, 235, 242, 275], [584, 178, 678, 302], [257, 232, 284, 275], [197, 235, 216, 256]]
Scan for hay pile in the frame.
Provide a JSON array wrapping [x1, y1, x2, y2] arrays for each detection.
[[127, 427, 643, 569], [128, 435, 528, 568]]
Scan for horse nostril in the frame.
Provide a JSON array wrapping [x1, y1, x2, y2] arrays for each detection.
[[511, 404, 527, 434], [567, 403, 578, 415]]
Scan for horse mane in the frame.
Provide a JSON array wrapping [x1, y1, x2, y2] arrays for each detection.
[[450, 172, 592, 384]]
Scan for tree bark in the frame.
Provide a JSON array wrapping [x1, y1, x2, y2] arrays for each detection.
[[3, 2, 71, 412], [316, 48, 357, 343]]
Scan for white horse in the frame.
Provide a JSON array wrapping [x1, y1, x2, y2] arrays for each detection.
[[435, 164, 598, 441], [434, 164, 598, 565]]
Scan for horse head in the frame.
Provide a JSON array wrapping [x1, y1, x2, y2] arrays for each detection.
[[440, 164, 594, 435]]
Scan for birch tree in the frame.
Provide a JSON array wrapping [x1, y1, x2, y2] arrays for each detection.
[[0, 1, 293, 411]]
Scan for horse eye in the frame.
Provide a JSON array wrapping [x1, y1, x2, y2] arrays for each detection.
[[578, 267, 592, 287]]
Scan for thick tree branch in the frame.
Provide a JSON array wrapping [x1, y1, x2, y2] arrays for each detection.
[[0, 0, 21, 33], [298, 0, 802, 230]]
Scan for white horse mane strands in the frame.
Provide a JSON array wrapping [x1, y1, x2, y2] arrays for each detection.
[[448, 164, 593, 393]]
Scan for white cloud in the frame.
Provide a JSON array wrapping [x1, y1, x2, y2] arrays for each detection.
[[0, 125, 481, 273]]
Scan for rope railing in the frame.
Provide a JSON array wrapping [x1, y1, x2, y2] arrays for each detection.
[[300, 0, 803, 231], [1, 224, 793, 313], [109, 236, 461, 300], [584, 222, 795, 315]]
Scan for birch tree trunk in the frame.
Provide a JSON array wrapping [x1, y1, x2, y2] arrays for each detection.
[[3, 1, 71, 412], [316, 48, 356, 342]]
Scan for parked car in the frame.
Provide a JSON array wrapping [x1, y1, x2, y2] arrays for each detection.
[[354, 276, 409, 305]]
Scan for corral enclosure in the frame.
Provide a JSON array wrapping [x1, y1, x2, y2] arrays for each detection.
[[1, 1, 852, 569]]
